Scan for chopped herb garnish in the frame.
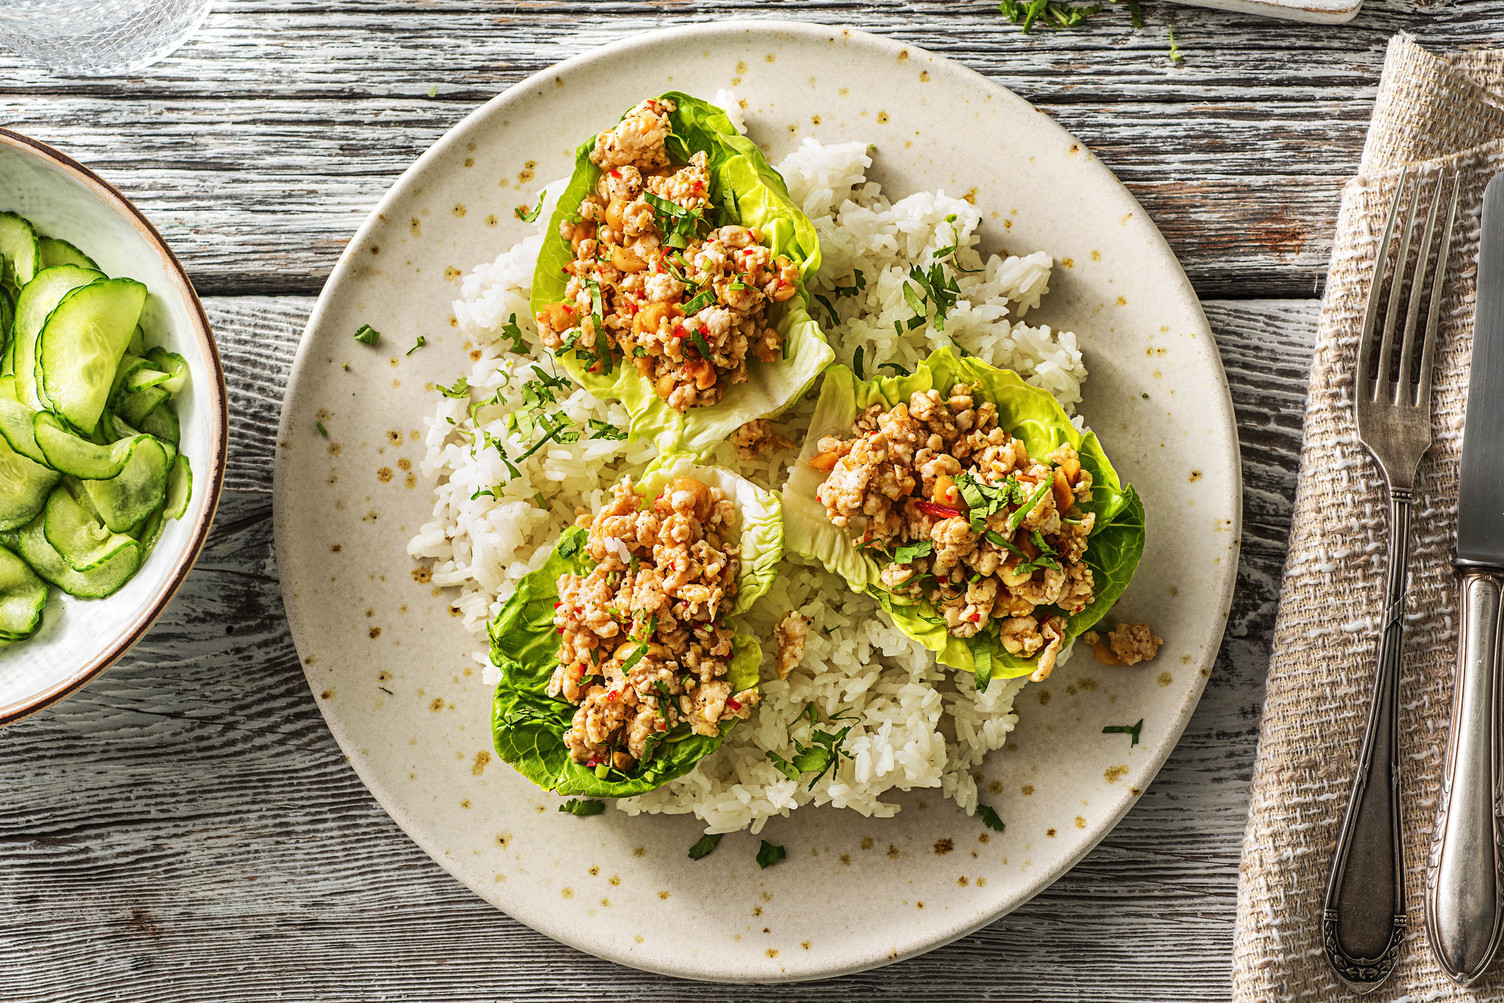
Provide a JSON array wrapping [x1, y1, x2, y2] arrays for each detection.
[[902, 279, 926, 320], [998, 0, 1102, 31], [688, 833, 724, 860], [814, 292, 840, 328], [878, 362, 910, 377], [1103, 719, 1145, 746], [971, 635, 994, 691], [893, 319, 904, 339], [766, 751, 801, 782], [756, 840, 787, 869], [1006, 480, 1053, 532], [587, 278, 605, 338], [353, 323, 381, 346], [587, 418, 626, 440], [690, 330, 714, 362], [977, 803, 1006, 833], [315, 421, 327, 438], [1168, 25, 1183, 62], [379, 685, 394, 695], [558, 532, 583, 559], [533, 491, 551, 511], [832, 270, 866, 298], [515, 190, 546, 222], [683, 288, 717, 315], [406, 335, 426, 355], [437, 376, 471, 399], [893, 539, 933, 564], [558, 798, 606, 816], [499, 313, 527, 354]]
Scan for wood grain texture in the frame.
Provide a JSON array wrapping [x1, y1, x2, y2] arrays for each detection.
[[0, 0, 1495, 300], [0, 295, 1312, 1000]]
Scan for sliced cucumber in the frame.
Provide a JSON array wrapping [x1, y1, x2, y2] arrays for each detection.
[[37, 277, 146, 434], [164, 454, 191, 520], [17, 507, 139, 599], [0, 430, 60, 531], [144, 347, 188, 395], [81, 435, 169, 533], [38, 235, 99, 271], [11, 265, 102, 409], [126, 324, 145, 358], [0, 212, 41, 295], [0, 395, 44, 463], [33, 412, 152, 479], [0, 288, 12, 350], [135, 400, 179, 447], [116, 384, 168, 427], [0, 545, 47, 639], [42, 484, 140, 573], [134, 507, 165, 560], [0, 375, 16, 402]]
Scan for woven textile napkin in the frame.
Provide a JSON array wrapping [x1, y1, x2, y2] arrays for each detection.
[[1233, 35, 1504, 1002]]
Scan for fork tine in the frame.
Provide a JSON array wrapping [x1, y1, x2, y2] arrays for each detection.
[[1417, 171, 1462, 409], [1396, 173, 1443, 401], [1377, 174, 1422, 402], [1358, 166, 1409, 401]]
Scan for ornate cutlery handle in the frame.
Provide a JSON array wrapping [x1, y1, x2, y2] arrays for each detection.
[[1323, 491, 1411, 993], [1425, 570, 1504, 985]]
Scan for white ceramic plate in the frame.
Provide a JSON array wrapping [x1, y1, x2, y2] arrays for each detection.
[[275, 21, 1240, 983], [0, 130, 227, 724]]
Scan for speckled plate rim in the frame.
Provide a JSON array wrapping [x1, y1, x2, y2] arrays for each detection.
[[0, 127, 229, 727], [275, 19, 1241, 982]]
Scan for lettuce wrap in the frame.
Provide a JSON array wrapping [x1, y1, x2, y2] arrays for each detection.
[[529, 91, 833, 459], [781, 347, 1145, 687], [489, 458, 783, 797]]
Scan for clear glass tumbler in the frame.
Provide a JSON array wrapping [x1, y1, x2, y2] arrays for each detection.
[[0, 0, 213, 77]]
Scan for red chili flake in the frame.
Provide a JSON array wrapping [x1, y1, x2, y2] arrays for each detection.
[[726, 697, 742, 712], [607, 690, 619, 702], [915, 500, 963, 519], [586, 758, 600, 768], [557, 626, 565, 634], [655, 721, 667, 732], [610, 168, 621, 177], [969, 612, 982, 623], [672, 324, 686, 338]]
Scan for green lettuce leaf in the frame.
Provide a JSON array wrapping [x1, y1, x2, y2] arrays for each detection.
[[489, 465, 781, 796], [529, 91, 834, 459], [782, 346, 1145, 684]]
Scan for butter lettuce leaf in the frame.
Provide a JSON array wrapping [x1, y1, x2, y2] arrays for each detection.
[[782, 346, 1145, 684], [529, 91, 833, 459], [489, 466, 781, 797]]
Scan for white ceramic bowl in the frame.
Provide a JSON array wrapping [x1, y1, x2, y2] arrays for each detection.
[[0, 128, 227, 724]]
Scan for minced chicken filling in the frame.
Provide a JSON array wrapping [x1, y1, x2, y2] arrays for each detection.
[[812, 386, 1096, 682], [534, 97, 799, 412], [549, 475, 758, 770]]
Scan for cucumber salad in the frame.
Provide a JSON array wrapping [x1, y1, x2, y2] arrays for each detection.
[[0, 210, 192, 649]]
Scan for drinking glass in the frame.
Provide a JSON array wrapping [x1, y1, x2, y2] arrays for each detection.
[[0, 0, 213, 77]]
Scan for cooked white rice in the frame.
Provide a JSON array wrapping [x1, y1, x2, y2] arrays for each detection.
[[408, 122, 1087, 834]]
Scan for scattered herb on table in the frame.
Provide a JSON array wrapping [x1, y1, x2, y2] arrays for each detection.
[[977, 803, 1007, 833], [558, 798, 606, 816], [315, 421, 327, 438], [354, 323, 381, 346], [756, 840, 787, 869], [1102, 718, 1145, 746], [689, 833, 724, 860], [406, 335, 426, 355]]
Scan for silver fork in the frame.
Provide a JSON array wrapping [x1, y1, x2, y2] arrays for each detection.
[[1323, 166, 1462, 994]]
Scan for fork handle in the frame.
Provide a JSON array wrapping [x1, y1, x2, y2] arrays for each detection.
[[1424, 570, 1504, 985], [1323, 490, 1411, 993]]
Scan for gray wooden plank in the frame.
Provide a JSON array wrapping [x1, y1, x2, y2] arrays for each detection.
[[0, 294, 1313, 1000], [0, 2, 1497, 299]]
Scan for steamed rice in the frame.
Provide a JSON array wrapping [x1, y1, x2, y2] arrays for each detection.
[[408, 125, 1087, 833]]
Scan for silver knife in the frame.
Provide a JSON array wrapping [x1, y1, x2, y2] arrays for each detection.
[[1426, 170, 1504, 986]]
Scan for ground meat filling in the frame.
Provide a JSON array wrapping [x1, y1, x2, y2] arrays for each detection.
[[731, 418, 794, 460], [811, 387, 1097, 681], [773, 611, 811, 680], [1084, 623, 1163, 666], [549, 475, 758, 770], [533, 97, 799, 412]]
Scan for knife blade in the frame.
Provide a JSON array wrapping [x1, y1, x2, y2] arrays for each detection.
[[1457, 174, 1504, 569], [1425, 170, 1504, 987]]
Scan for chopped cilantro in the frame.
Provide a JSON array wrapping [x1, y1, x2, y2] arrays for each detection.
[[406, 335, 426, 355], [533, 491, 551, 511], [558, 798, 606, 816], [894, 539, 933, 564], [558, 533, 583, 559], [499, 313, 527, 354], [766, 751, 801, 782], [353, 323, 381, 346], [814, 292, 840, 327], [971, 635, 994, 691], [878, 362, 910, 377], [688, 833, 723, 860], [852, 345, 865, 380], [690, 330, 714, 363], [977, 803, 1006, 833], [683, 288, 717, 315], [1006, 480, 1053, 532], [756, 840, 787, 869], [1103, 719, 1144, 746], [437, 376, 470, 399], [587, 418, 626, 440], [1168, 25, 1183, 61]]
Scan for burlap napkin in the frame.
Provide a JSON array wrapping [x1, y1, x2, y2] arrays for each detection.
[[1233, 35, 1504, 1002]]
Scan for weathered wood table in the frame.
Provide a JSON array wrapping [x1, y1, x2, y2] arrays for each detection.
[[4, 2, 1502, 999]]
